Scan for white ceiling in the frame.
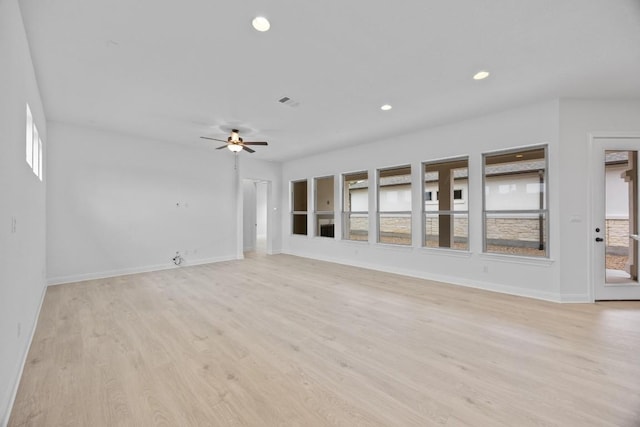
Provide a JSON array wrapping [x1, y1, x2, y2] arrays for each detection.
[[19, 0, 640, 161]]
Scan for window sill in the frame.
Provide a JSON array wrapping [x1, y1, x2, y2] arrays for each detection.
[[418, 247, 473, 258], [339, 239, 370, 245], [375, 243, 414, 252], [312, 236, 336, 241], [478, 252, 555, 266], [290, 233, 310, 238]]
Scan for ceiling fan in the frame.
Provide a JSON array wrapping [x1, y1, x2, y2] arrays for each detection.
[[200, 129, 268, 153]]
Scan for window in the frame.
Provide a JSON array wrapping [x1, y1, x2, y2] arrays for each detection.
[[483, 146, 548, 257], [315, 176, 334, 238], [343, 171, 368, 241], [25, 104, 43, 181], [291, 180, 308, 235], [378, 166, 411, 245], [26, 104, 33, 168], [424, 158, 469, 250]]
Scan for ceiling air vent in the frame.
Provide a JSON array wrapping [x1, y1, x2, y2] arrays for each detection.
[[278, 96, 300, 108]]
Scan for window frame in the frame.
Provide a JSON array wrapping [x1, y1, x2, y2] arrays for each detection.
[[291, 179, 308, 236], [422, 156, 470, 251], [482, 145, 549, 258], [25, 103, 44, 181], [342, 170, 369, 242], [314, 175, 335, 238], [377, 164, 412, 246]]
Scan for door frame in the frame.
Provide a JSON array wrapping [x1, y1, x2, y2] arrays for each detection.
[[588, 132, 640, 301], [238, 177, 274, 257]]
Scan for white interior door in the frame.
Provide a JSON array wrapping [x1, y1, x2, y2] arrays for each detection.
[[592, 137, 640, 300]]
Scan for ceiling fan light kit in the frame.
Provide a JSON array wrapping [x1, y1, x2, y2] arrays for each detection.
[[200, 128, 268, 154]]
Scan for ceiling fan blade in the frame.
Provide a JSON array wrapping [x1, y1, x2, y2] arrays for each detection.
[[242, 141, 268, 146], [242, 146, 256, 153], [200, 136, 228, 143], [216, 145, 228, 150]]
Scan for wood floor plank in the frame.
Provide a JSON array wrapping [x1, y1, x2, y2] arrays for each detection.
[[9, 253, 640, 426]]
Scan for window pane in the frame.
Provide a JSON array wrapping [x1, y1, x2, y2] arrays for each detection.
[[424, 159, 468, 212], [315, 176, 334, 212], [32, 126, 39, 176], [425, 213, 468, 250], [343, 213, 368, 241], [379, 166, 411, 212], [26, 104, 33, 167], [316, 213, 335, 237], [343, 172, 368, 212], [38, 138, 43, 181], [485, 212, 547, 257], [292, 180, 307, 212], [292, 214, 307, 235], [484, 148, 545, 211], [379, 213, 411, 245]]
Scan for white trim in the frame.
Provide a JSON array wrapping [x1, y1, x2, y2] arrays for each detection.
[[2, 283, 47, 427], [375, 242, 414, 252], [46, 255, 237, 286], [559, 293, 591, 303], [282, 250, 566, 303], [588, 133, 640, 301], [477, 252, 555, 266], [418, 247, 473, 258]]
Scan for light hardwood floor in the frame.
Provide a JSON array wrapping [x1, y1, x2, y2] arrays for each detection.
[[9, 254, 640, 426]]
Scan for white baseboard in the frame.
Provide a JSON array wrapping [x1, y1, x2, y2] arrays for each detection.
[[2, 282, 47, 427], [281, 250, 577, 303], [47, 255, 237, 286], [559, 293, 591, 303]]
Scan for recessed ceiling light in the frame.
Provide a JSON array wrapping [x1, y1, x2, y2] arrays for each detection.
[[473, 71, 490, 80], [380, 104, 392, 111], [252, 16, 270, 32]]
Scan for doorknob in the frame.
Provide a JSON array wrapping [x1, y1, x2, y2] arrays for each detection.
[[595, 237, 604, 242]]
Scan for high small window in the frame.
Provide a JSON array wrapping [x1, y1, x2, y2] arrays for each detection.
[[483, 146, 548, 257], [25, 104, 43, 181], [291, 180, 308, 235], [424, 158, 469, 250], [26, 104, 33, 168], [343, 171, 369, 241], [315, 176, 335, 238], [378, 166, 412, 245]]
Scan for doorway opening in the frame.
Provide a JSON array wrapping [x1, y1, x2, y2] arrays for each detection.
[[242, 179, 269, 255], [604, 150, 638, 285]]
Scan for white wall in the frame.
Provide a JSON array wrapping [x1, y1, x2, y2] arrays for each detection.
[[0, 0, 48, 423], [47, 123, 239, 284], [558, 99, 640, 300], [282, 101, 562, 301]]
